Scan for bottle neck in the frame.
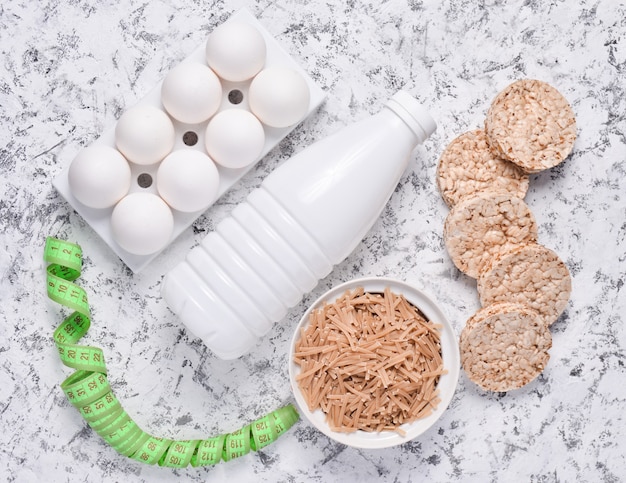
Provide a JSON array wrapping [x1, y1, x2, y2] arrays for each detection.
[[384, 91, 436, 145]]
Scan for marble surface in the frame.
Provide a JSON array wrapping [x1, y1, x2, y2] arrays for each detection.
[[1, 0, 625, 481]]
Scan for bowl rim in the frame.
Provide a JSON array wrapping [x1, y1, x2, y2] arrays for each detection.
[[288, 276, 460, 449]]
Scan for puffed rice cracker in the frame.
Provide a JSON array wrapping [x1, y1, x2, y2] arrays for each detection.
[[436, 129, 529, 207], [463, 301, 524, 331], [443, 191, 538, 278], [477, 243, 572, 326], [460, 302, 552, 392], [484, 79, 576, 173]]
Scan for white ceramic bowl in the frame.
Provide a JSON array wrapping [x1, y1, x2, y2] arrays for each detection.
[[288, 277, 460, 449]]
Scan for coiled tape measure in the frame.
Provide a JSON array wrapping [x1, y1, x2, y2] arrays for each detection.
[[44, 236, 298, 468]]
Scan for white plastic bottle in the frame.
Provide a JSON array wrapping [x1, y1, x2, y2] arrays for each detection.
[[161, 91, 436, 359]]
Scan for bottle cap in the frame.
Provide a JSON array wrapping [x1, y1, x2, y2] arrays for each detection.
[[386, 91, 437, 143]]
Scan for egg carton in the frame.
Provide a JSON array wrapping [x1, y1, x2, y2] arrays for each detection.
[[53, 8, 326, 273]]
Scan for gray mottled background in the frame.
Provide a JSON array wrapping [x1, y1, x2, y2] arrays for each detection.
[[1, 0, 625, 482]]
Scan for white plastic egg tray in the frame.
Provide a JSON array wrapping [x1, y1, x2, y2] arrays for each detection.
[[53, 8, 325, 272]]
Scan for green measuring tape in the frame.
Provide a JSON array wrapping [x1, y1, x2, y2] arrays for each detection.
[[44, 236, 299, 467]]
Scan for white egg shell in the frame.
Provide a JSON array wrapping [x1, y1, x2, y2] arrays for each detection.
[[115, 105, 175, 165], [206, 21, 266, 82], [111, 192, 174, 255], [248, 67, 310, 128], [161, 62, 222, 124], [205, 109, 265, 169], [68, 146, 131, 209], [157, 150, 220, 212]]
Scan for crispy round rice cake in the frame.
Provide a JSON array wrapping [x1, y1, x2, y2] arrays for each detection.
[[460, 302, 552, 392], [436, 129, 529, 207], [484, 79, 576, 173], [477, 243, 572, 326], [443, 191, 538, 278]]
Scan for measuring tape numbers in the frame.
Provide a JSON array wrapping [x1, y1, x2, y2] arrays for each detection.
[[44, 236, 299, 468]]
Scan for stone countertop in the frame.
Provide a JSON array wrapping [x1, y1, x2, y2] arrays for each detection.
[[1, 0, 624, 481]]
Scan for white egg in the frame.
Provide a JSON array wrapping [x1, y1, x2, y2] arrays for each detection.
[[161, 62, 222, 124], [248, 67, 310, 128], [157, 150, 220, 212], [111, 192, 174, 255], [206, 21, 266, 82], [205, 109, 265, 169], [68, 145, 131, 209], [115, 105, 175, 165]]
